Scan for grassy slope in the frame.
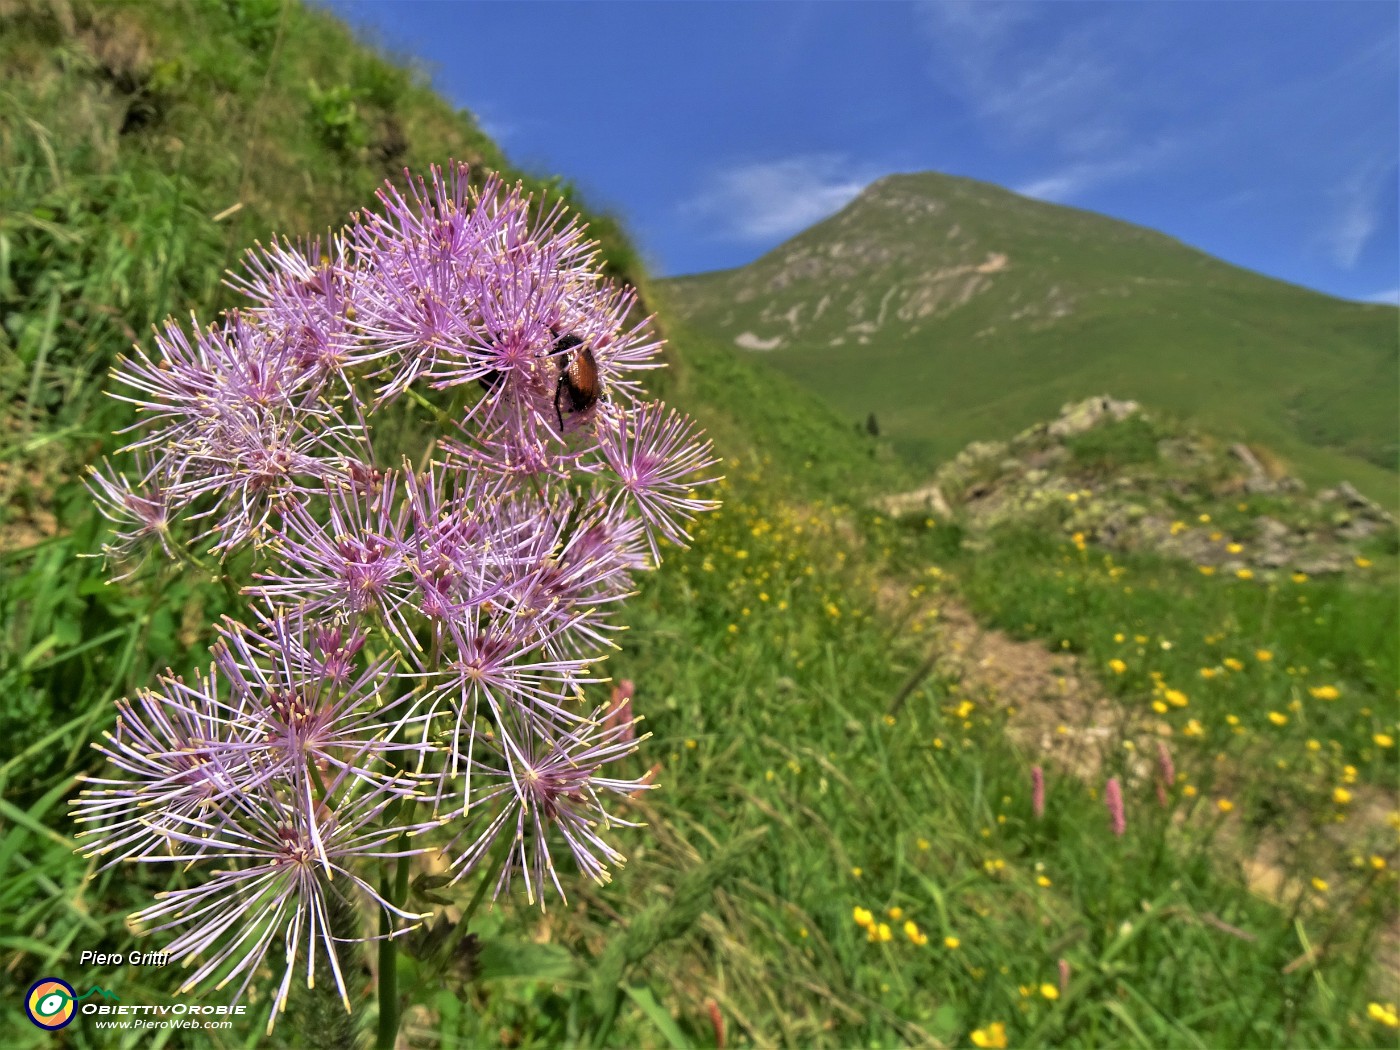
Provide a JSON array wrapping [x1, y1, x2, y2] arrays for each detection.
[[661, 172, 1399, 505], [3, 5, 1396, 1050]]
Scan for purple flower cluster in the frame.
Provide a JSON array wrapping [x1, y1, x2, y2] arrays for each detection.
[[75, 163, 719, 1032]]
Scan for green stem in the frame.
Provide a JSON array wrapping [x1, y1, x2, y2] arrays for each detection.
[[375, 803, 416, 1050], [376, 874, 399, 1050]]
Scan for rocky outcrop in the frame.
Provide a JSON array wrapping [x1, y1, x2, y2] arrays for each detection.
[[878, 397, 1396, 576]]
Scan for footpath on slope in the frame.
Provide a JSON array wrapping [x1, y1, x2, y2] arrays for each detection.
[[881, 579, 1399, 994]]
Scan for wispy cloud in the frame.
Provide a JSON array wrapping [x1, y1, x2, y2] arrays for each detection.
[[1016, 142, 1174, 203], [1366, 286, 1400, 305], [683, 155, 878, 242], [916, 0, 1127, 156], [1326, 161, 1393, 269]]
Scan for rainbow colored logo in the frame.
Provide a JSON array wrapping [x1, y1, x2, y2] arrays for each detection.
[[25, 977, 78, 1030], [23, 978, 119, 1030]]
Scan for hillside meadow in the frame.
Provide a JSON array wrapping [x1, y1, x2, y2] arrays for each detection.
[[3, 2, 1398, 1048], [660, 173, 1400, 509]]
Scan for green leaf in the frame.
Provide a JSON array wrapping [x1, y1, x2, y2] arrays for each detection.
[[475, 938, 576, 983], [623, 985, 691, 1050]]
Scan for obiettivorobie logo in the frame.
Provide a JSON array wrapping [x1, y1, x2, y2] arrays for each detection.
[[24, 978, 120, 1030], [21, 975, 247, 1032]]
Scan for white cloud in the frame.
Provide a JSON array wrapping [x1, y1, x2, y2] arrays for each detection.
[[916, 1, 1125, 156], [683, 155, 878, 242], [1015, 139, 1177, 203], [1366, 286, 1400, 305], [1327, 161, 1392, 269]]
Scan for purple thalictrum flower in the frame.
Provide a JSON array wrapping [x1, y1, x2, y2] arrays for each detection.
[[245, 470, 415, 639], [422, 603, 602, 815], [229, 237, 380, 383], [211, 615, 435, 796], [85, 455, 179, 575], [598, 401, 721, 563], [85, 159, 722, 1030], [448, 708, 650, 905], [71, 670, 251, 866], [127, 772, 435, 1034]]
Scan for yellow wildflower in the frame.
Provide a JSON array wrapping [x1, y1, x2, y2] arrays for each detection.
[[1217, 799, 1234, 813], [1199, 667, 1217, 679], [970, 1022, 1008, 1049], [1376, 733, 1395, 748], [1224, 658, 1244, 671], [1311, 877, 1329, 893], [944, 935, 961, 950], [1198, 565, 1216, 576], [1334, 787, 1353, 805], [1165, 689, 1188, 708], [1268, 712, 1288, 726], [1255, 649, 1273, 662], [1036, 874, 1052, 887], [1108, 658, 1127, 675], [887, 906, 903, 921], [1367, 1003, 1399, 1028], [1355, 556, 1373, 569], [853, 906, 874, 928], [1236, 568, 1254, 580], [1292, 572, 1308, 583], [1040, 983, 1060, 1001], [1309, 685, 1340, 701], [903, 920, 928, 946]]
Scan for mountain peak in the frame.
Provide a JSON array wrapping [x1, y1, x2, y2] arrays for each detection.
[[658, 173, 1397, 501]]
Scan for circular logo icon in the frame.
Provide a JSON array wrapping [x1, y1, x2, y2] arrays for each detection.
[[25, 977, 77, 1030]]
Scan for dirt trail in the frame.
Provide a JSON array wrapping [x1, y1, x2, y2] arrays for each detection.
[[898, 587, 1399, 993], [927, 598, 1140, 781]]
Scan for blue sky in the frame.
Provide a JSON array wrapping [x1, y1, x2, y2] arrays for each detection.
[[326, 1, 1398, 304]]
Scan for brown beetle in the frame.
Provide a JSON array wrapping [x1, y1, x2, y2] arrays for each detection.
[[549, 330, 603, 429]]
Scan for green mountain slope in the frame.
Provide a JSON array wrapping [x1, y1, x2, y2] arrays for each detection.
[[659, 172, 1398, 504]]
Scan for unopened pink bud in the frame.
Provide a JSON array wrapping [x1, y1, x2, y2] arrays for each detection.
[[1031, 764, 1045, 819]]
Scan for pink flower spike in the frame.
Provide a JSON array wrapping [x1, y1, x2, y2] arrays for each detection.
[[1155, 741, 1176, 809], [1031, 764, 1045, 819], [1105, 776, 1126, 837]]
